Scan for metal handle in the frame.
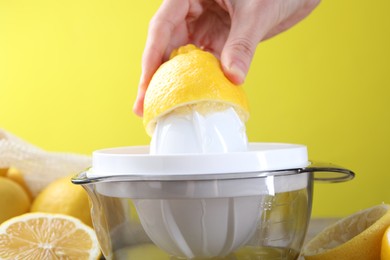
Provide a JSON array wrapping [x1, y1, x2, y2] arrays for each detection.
[[299, 161, 355, 183], [71, 169, 93, 185]]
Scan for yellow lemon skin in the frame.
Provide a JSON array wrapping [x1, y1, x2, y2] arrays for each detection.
[[0, 168, 7, 177], [0, 177, 30, 224], [303, 204, 390, 260], [31, 175, 92, 226], [143, 44, 249, 136], [5, 167, 33, 201], [382, 225, 390, 260]]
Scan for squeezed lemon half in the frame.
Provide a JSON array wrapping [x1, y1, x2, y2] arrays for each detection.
[[303, 204, 390, 260], [143, 44, 249, 136]]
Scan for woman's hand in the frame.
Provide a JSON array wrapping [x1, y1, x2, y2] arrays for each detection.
[[133, 0, 320, 116]]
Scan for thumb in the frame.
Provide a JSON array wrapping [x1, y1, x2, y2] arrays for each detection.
[[221, 2, 271, 85], [221, 36, 256, 85]]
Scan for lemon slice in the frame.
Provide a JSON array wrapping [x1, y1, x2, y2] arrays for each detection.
[[143, 44, 249, 136], [303, 204, 390, 260], [0, 212, 100, 259]]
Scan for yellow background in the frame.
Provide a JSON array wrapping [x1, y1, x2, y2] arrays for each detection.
[[1, 0, 389, 217]]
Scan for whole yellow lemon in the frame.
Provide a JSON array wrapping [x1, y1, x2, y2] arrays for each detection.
[[382, 225, 390, 260], [31, 175, 92, 226], [5, 167, 33, 201], [0, 176, 30, 224]]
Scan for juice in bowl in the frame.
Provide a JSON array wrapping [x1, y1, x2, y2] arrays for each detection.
[[72, 45, 354, 259]]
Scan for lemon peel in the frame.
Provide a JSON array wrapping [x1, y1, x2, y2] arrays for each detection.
[[303, 204, 390, 260], [143, 44, 249, 136]]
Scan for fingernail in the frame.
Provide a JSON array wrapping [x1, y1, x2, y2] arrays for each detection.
[[133, 102, 143, 117], [133, 91, 144, 117], [226, 62, 246, 85]]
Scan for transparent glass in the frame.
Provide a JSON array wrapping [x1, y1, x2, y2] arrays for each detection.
[[77, 171, 313, 260]]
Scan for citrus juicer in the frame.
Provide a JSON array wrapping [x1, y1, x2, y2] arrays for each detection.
[[72, 143, 354, 259], [73, 106, 355, 259]]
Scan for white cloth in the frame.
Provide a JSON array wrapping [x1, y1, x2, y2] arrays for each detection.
[[0, 129, 91, 196]]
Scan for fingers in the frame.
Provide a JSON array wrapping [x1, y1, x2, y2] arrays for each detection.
[[133, 0, 190, 116], [134, 0, 321, 116], [221, 0, 275, 85], [220, 0, 320, 85], [263, 0, 321, 40]]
